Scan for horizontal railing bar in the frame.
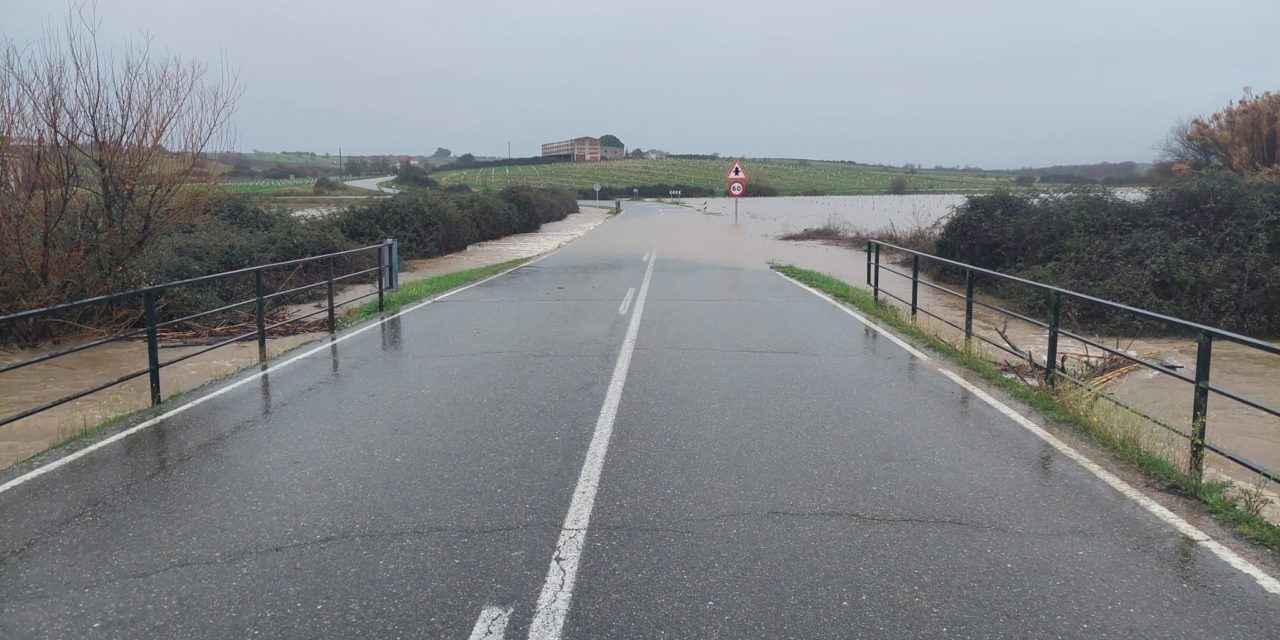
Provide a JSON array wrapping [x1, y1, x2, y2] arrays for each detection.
[[1204, 442, 1280, 484], [1050, 370, 1192, 439], [0, 367, 151, 429], [155, 297, 258, 331], [871, 240, 1280, 356], [0, 244, 381, 326], [914, 306, 968, 335], [915, 277, 966, 300], [970, 330, 1035, 363], [878, 289, 912, 308], [335, 289, 381, 307], [158, 329, 259, 368], [1206, 384, 1280, 420], [877, 264, 913, 281], [0, 327, 147, 376], [970, 298, 1050, 329], [262, 280, 329, 303], [331, 266, 382, 284], [1057, 328, 1197, 385], [263, 306, 332, 332]]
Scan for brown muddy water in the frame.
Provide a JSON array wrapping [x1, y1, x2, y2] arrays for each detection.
[[681, 196, 1279, 503], [0, 209, 611, 468]]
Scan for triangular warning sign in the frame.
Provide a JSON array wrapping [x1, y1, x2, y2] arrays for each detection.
[[725, 160, 748, 181]]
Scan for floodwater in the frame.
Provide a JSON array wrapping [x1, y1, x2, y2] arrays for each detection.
[[0, 209, 611, 469], [687, 195, 1278, 495]]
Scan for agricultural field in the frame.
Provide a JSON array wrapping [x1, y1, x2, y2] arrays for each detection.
[[430, 159, 1018, 195], [242, 151, 341, 166], [219, 177, 372, 196]]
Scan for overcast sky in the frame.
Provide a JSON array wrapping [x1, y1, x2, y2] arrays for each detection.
[[5, 1, 1278, 168]]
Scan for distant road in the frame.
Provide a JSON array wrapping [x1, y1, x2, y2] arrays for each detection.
[[344, 175, 399, 193]]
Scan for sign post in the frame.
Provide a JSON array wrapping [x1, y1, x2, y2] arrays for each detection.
[[593, 182, 601, 202], [725, 160, 748, 223]]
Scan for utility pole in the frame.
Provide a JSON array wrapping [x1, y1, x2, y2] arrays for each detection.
[[508, 141, 511, 159], [338, 147, 343, 176]]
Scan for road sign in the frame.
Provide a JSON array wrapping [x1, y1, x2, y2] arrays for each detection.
[[593, 183, 601, 192], [725, 160, 748, 181], [728, 180, 745, 197]]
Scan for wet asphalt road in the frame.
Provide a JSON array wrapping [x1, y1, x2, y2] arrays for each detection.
[[2, 201, 1279, 638]]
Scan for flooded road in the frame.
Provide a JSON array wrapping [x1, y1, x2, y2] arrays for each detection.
[[0, 209, 612, 468]]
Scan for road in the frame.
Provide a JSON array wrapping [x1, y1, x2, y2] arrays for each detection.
[[2, 201, 1278, 638], [345, 175, 400, 193]]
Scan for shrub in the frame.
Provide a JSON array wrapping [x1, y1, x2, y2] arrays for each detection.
[[888, 176, 909, 194], [934, 172, 1280, 335]]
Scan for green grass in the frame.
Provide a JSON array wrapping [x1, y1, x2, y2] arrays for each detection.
[[771, 263, 1280, 555], [431, 158, 1017, 196], [242, 151, 341, 166], [218, 177, 380, 197], [342, 258, 529, 326]]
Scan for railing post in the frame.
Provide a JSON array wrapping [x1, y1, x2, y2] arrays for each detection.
[[865, 241, 873, 286], [390, 238, 400, 290], [910, 254, 920, 319], [326, 256, 336, 333], [964, 269, 975, 344], [142, 290, 162, 406], [1045, 291, 1061, 387], [377, 243, 386, 313], [254, 270, 267, 363], [1190, 331, 1214, 483], [872, 243, 881, 301]]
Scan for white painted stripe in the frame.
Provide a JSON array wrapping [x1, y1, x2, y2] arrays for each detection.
[[468, 605, 512, 640], [0, 249, 565, 497], [773, 269, 1280, 596], [618, 287, 636, 316], [528, 251, 657, 640]]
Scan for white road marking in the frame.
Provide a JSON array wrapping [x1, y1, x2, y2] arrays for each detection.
[[528, 252, 657, 640], [468, 606, 512, 640], [0, 250, 566, 497], [618, 287, 636, 316], [773, 269, 1280, 596]]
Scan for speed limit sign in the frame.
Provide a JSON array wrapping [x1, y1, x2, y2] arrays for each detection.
[[728, 180, 745, 197]]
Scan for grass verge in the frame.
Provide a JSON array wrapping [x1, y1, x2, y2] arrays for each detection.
[[771, 263, 1280, 555], [342, 258, 530, 327]]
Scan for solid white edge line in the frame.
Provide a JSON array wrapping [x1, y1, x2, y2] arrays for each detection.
[[618, 287, 636, 316], [468, 605, 512, 640], [0, 249, 565, 497], [771, 269, 1280, 596], [527, 251, 657, 640]]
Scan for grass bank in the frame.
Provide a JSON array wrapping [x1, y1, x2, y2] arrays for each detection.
[[771, 263, 1280, 555], [343, 258, 529, 326]]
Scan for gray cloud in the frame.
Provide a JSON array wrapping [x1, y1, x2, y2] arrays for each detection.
[[5, 0, 1278, 168]]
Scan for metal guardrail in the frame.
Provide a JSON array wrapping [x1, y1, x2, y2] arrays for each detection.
[[867, 240, 1280, 484], [0, 239, 399, 430]]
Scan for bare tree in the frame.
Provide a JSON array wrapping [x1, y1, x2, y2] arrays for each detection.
[[1160, 89, 1280, 174], [0, 2, 241, 314]]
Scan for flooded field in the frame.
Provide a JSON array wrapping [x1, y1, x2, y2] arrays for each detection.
[[0, 209, 611, 468]]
